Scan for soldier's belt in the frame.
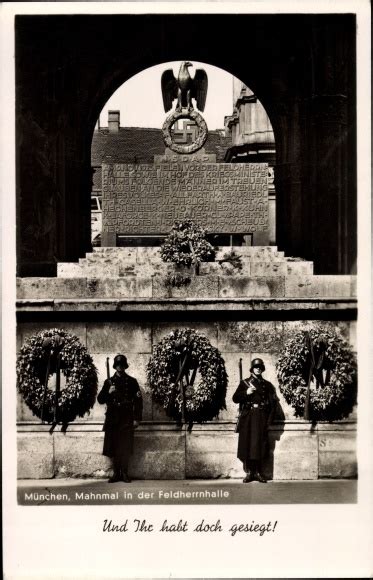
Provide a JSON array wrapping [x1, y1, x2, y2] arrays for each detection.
[[250, 403, 268, 409]]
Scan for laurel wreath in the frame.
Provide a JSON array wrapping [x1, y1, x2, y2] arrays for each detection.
[[147, 328, 227, 424], [160, 219, 215, 267], [17, 328, 98, 426], [162, 109, 208, 154], [276, 324, 357, 421]]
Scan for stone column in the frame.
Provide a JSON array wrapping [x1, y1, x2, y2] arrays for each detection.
[[271, 17, 356, 274], [304, 95, 351, 274], [16, 25, 93, 276], [271, 98, 305, 261], [301, 17, 356, 274]]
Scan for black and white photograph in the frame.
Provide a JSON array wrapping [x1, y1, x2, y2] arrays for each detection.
[[2, 1, 372, 578]]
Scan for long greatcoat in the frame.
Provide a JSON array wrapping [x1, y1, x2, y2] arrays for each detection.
[[232, 374, 277, 463], [97, 372, 143, 464]]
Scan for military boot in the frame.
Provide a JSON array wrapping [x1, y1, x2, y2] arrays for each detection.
[[243, 471, 254, 483], [254, 471, 267, 483], [108, 470, 121, 483], [120, 471, 132, 483]]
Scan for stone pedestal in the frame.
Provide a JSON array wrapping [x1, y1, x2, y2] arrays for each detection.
[[16, 311, 357, 480]]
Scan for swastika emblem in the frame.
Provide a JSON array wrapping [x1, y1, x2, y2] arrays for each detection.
[[172, 120, 198, 144]]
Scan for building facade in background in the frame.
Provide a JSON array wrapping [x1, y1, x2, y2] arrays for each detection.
[[224, 79, 276, 243]]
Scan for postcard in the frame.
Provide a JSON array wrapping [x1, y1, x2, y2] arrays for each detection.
[[2, 1, 372, 578]]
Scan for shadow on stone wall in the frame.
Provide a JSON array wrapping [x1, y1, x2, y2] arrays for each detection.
[[264, 399, 286, 480]]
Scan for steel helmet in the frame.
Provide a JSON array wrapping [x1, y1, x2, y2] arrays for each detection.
[[113, 354, 129, 369], [250, 358, 265, 372]]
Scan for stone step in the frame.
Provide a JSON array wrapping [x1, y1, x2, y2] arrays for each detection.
[[76, 260, 119, 277], [85, 250, 286, 271], [216, 246, 284, 258], [59, 246, 314, 279], [85, 256, 287, 269], [93, 246, 138, 254], [92, 247, 158, 261], [199, 260, 314, 277], [58, 262, 173, 279], [86, 253, 164, 265], [285, 261, 314, 276], [217, 245, 279, 254], [17, 274, 357, 300], [93, 245, 279, 252], [60, 261, 140, 278], [92, 246, 283, 260], [59, 259, 314, 279], [57, 263, 83, 277], [80, 259, 171, 276]]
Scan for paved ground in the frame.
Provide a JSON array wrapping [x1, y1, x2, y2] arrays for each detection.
[[17, 478, 357, 505]]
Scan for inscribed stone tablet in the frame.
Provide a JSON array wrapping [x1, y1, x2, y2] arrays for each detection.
[[102, 163, 269, 235]]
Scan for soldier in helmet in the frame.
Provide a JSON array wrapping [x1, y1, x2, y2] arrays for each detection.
[[97, 354, 143, 483], [233, 358, 277, 483]]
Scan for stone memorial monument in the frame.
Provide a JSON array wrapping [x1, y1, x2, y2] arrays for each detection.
[[15, 22, 358, 487], [101, 61, 270, 247]]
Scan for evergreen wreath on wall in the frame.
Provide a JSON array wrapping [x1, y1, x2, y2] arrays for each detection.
[[17, 328, 98, 429], [147, 328, 227, 425], [276, 324, 357, 421], [160, 219, 215, 267]]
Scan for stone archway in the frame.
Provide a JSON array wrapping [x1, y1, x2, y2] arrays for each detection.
[[91, 62, 277, 247], [16, 13, 356, 276]]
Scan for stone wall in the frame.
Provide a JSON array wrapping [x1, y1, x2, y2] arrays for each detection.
[[17, 318, 357, 480], [17, 274, 357, 300], [18, 422, 357, 481]]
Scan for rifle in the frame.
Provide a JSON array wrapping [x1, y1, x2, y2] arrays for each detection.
[[235, 358, 244, 433], [105, 356, 115, 400]]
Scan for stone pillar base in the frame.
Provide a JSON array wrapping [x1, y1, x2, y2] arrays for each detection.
[[17, 423, 357, 481]]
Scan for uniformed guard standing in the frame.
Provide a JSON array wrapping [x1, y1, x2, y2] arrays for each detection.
[[97, 354, 143, 483], [233, 358, 277, 483]]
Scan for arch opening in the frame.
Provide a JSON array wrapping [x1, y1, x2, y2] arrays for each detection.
[[16, 14, 356, 276], [90, 60, 276, 248]]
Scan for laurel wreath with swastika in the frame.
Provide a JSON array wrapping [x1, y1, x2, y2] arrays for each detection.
[[276, 324, 357, 422], [17, 328, 98, 430], [147, 328, 227, 425], [162, 109, 208, 154]]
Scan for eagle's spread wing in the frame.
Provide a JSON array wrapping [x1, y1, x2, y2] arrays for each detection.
[[161, 69, 178, 112], [192, 69, 208, 112]]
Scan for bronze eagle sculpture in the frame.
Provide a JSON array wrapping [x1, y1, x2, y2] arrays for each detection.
[[161, 61, 208, 113]]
